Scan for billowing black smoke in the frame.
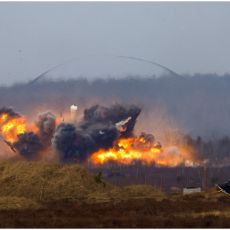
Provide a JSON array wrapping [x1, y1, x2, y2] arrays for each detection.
[[13, 132, 43, 160], [52, 104, 141, 162], [36, 112, 56, 147], [0, 104, 142, 163], [0, 107, 57, 160], [81, 104, 141, 137], [51, 123, 78, 162], [14, 112, 56, 160], [0, 107, 21, 119], [52, 121, 119, 163], [52, 123, 93, 163]]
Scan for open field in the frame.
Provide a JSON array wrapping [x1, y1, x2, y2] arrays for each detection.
[[0, 194, 230, 228], [0, 161, 229, 228]]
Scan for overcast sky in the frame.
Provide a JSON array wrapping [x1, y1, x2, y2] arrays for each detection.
[[1, 2, 230, 85]]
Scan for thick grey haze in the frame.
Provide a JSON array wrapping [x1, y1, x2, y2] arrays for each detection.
[[0, 2, 230, 85]]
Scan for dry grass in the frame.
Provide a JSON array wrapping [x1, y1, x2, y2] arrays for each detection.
[[0, 161, 166, 204], [0, 161, 228, 227], [0, 160, 113, 202], [86, 184, 165, 203], [0, 196, 40, 210], [191, 210, 230, 218]]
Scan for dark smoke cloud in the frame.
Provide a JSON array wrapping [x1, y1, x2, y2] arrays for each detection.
[[81, 104, 141, 137], [52, 123, 91, 163], [0, 107, 21, 119], [52, 104, 141, 163], [84, 122, 118, 150], [14, 111, 57, 160], [1, 75, 230, 165], [36, 112, 56, 147], [139, 132, 155, 144], [52, 122, 118, 163], [0, 104, 148, 164], [13, 132, 43, 160], [0, 108, 57, 160]]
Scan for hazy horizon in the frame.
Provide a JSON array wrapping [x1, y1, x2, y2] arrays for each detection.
[[1, 2, 230, 85]]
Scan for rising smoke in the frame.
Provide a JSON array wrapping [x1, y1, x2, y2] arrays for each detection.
[[52, 104, 141, 162], [0, 104, 146, 163], [0, 107, 21, 119], [1, 75, 230, 165], [13, 132, 43, 160], [36, 112, 56, 147], [0, 108, 57, 160]]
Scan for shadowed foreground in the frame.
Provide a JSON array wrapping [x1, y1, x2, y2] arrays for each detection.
[[0, 194, 230, 228], [0, 161, 229, 228]]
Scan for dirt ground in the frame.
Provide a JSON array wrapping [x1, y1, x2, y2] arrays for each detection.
[[0, 161, 229, 228], [0, 194, 229, 228]]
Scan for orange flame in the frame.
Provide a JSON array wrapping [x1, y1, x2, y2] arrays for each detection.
[[90, 136, 196, 167], [0, 116, 26, 143], [0, 113, 8, 123], [0, 110, 61, 145]]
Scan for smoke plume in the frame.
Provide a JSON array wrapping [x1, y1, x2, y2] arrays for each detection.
[[0, 103, 199, 166], [0, 107, 21, 119], [36, 112, 56, 147], [52, 104, 140, 162], [13, 132, 43, 160], [81, 104, 141, 137]]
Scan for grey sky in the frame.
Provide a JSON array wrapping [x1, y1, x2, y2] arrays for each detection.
[[0, 2, 230, 85]]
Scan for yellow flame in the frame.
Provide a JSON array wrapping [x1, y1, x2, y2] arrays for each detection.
[[0, 113, 8, 123], [1, 118, 26, 143], [90, 136, 197, 167], [91, 137, 163, 165]]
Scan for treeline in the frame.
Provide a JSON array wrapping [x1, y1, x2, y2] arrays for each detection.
[[184, 134, 230, 166], [0, 73, 230, 164]]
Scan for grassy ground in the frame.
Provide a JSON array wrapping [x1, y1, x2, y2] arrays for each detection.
[[0, 161, 229, 228], [0, 194, 229, 228]]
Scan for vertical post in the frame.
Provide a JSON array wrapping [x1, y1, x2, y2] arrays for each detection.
[[202, 164, 208, 191]]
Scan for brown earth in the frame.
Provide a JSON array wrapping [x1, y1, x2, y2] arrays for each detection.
[[0, 194, 229, 228], [0, 161, 229, 228]]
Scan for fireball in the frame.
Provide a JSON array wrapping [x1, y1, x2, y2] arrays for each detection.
[[90, 136, 196, 167], [0, 117, 26, 143]]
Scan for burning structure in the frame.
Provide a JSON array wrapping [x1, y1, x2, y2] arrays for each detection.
[[0, 104, 197, 166]]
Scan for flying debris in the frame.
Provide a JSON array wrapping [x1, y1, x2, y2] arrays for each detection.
[[154, 141, 162, 149], [217, 181, 230, 195], [115, 117, 132, 132]]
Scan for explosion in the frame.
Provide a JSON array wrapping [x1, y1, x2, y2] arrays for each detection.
[[0, 108, 27, 143], [0, 104, 198, 167], [90, 135, 195, 167], [91, 137, 162, 165], [1, 117, 26, 143]]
